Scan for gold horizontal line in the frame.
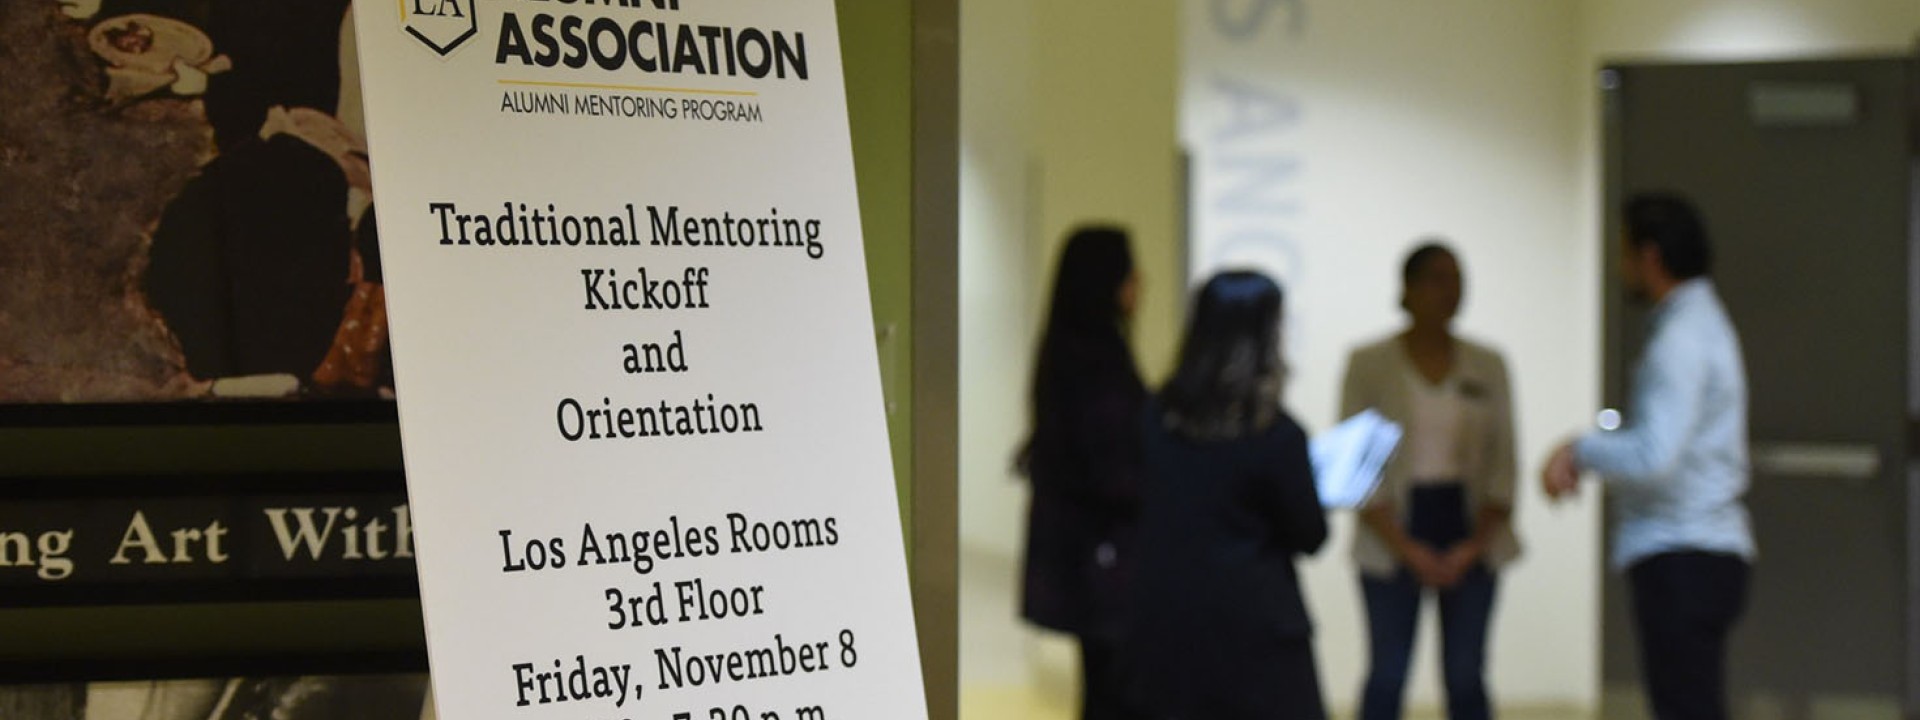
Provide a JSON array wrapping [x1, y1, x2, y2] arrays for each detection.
[[497, 79, 759, 98]]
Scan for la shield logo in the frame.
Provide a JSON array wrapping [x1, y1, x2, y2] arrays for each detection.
[[404, 0, 478, 57]]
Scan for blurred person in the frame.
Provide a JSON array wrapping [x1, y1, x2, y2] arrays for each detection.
[[1129, 271, 1329, 720], [1542, 193, 1754, 720], [1018, 226, 1148, 720], [1342, 242, 1518, 720]]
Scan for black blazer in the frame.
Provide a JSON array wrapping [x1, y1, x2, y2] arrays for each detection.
[[1128, 403, 1328, 716], [1020, 339, 1145, 639]]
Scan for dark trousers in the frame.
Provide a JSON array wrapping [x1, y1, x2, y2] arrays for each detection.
[[1360, 484, 1497, 720], [1080, 636, 1146, 720], [1628, 551, 1750, 720], [1143, 639, 1326, 720]]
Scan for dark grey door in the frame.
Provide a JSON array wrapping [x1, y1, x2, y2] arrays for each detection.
[[1601, 56, 1917, 719]]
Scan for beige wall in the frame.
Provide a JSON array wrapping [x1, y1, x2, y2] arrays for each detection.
[[1030, 1, 1184, 385], [959, 0, 1180, 559], [957, 0, 1182, 709], [963, 0, 1918, 717], [958, 0, 1038, 564], [1182, 1, 1598, 711], [1582, 0, 1920, 61]]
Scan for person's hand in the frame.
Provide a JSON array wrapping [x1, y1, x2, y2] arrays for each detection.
[[1541, 441, 1581, 501], [1437, 542, 1483, 587], [1400, 543, 1451, 588]]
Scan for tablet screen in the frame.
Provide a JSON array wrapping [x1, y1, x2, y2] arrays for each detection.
[[1310, 409, 1402, 509]]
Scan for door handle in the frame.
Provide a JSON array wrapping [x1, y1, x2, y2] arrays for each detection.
[[1751, 442, 1881, 480]]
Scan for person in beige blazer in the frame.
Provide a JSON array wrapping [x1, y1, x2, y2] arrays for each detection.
[[1340, 243, 1519, 720]]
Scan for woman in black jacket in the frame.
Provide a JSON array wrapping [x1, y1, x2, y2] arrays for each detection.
[[1130, 271, 1330, 720], [1019, 226, 1147, 720]]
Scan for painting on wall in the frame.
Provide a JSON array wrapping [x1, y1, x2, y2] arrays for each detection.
[[0, 0, 392, 424]]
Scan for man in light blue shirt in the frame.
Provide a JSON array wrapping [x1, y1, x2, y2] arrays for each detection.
[[1545, 193, 1754, 720]]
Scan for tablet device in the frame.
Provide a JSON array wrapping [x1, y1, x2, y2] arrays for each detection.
[[1310, 409, 1401, 509]]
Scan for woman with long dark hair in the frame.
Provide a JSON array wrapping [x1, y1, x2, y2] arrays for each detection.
[[1129, 271, 1329, 720], [1019, 226, 1146, 720]]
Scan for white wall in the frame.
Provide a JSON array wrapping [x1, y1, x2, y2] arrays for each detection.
[[1183, 0, 1600, 712]]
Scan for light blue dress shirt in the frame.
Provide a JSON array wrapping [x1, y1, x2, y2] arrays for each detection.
[[1576, 279, 1756, 571]]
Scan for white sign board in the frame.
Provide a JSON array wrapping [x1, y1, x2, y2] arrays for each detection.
[[351, 2, 927, 718]]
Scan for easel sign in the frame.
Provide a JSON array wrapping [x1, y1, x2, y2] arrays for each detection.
[[352, 1, 928, 718]]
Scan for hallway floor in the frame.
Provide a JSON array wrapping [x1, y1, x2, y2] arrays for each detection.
[[960, 546, 1590, 720], [961, 684, 1589, 720]]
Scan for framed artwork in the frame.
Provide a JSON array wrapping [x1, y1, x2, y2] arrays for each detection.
[[0, 0, 395, 426], [0, 2, 424, 699]]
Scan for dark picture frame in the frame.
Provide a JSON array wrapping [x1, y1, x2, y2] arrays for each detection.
[[0, 402, 397, 428], [0, 471, 418, 608], [0, 667, 433, 719]]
